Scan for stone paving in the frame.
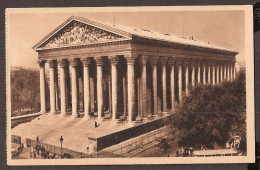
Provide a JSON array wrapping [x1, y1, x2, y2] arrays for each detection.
[[11, 113, 133, 153]]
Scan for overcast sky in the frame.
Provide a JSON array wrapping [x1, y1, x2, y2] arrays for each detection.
[[6, 7, 245, 69]]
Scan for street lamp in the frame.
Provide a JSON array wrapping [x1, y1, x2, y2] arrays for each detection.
[[60, 136, 64, 158]]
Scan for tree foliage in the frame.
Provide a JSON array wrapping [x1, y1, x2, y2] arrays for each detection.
[[171, 70, 246, 151], [11, 68, 41, 116]]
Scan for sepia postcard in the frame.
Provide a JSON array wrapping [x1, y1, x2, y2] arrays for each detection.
[[6, 6, 254, 165]]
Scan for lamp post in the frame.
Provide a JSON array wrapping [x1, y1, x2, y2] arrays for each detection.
[[60, 136, 63, 158]]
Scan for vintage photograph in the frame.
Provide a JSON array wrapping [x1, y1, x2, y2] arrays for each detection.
[[6, 6, 254, 165]]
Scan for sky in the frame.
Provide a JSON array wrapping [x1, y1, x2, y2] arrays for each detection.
[[6, 7, 246, 69]]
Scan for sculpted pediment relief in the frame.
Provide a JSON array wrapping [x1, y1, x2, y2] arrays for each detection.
[[39, 20, 127, 49]]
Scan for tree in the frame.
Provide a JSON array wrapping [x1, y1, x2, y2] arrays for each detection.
[[171, 70, 246, 153]]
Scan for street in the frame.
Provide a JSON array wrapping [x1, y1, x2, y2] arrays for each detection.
[[133, 139, 179, 157]]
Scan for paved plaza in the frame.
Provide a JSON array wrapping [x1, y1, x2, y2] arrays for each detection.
[[12, 113, 131, 153]]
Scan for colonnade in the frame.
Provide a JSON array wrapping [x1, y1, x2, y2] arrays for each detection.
[[38, 55, 236, 123]]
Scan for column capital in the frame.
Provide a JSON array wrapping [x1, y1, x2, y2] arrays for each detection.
[[189, 59, 196, 66], [94, 56, 104, 66], [47, 60, 56, 68], [69, 58, 79, 67], [81, 58, 92, 67], [175, 58, 184, 66], [108, 55, 119, 65], [149, 56, 159, 65], [58, 59, 67, 68], [195, 59, 202, 66], [182, 59, 190, 66], [125, 55, 137, 65], [159, 56, 168, 66], [167, 57, 177, 65], [140, 55, 149, 65], [38, 60, 46, 67]]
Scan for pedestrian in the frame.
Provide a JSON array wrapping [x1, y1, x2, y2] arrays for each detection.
[[95, 121, 98, 128], [30, 146, 33, 157], [33, 149, 36, 158]]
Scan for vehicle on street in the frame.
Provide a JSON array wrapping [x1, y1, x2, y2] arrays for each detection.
[[155, 137, 169, 151]]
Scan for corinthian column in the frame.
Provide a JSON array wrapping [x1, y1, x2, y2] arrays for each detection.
[[168, 58, 176, 110], [125, 55, 136, 123], [140, 55, 149, 118], [69, 59, 78, 117], [95, 57, 104, 120], [39, 60, 46, 113], [48, 60, 56, 114], [212, 62, 216, 85], [196, 61, 201, 84], [176, 60, 183, 105], [227, 63, 230, 81], [224, 64, 227, 81], [202, 63, 206, 84], [81, 58, 91, 120], [160, 56, 168, 113], [207, 63, 211, 84], [184, 61, 189, 95], [216, 63, 220, 84], [191, 61, 195, 86], [58, 59, 67, 115], [220, 64, 223, 82], [108, 56, 119, 121], [149, 56, 159, 115]]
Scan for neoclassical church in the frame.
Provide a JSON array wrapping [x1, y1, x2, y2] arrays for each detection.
[[33, 16, 238, 124]]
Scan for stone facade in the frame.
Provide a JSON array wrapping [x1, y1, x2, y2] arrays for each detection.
[[33, 16, 238, 123]]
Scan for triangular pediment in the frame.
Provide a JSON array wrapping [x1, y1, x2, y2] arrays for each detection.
[[34, 17, 132, 50]]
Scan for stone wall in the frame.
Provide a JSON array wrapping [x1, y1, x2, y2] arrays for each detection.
[[90, 115, 172, 151], [11, 113, 42, 128]]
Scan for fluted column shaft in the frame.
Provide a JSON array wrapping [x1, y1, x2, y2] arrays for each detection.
[[184, 63, 189, 94], [212, 64, 215, 85], [197, 63, 201, 84], [141, 56, 149, 118], [231, 64, 234, 81], [177, 62, 183, 105], [109, 56, 119, 121], [202, 64, 206, 84], [69, 59, 78, 117], [207, 64, 211, 84], [95, 57, 104, 120], [48, 60, 56, 114], [191, 63, 195, 86], [126, 55, 136, 122], [149, 56, 159, 115], [39, 61, 46, 113], [160, 57, 168, 112], [216, 64, 220, 84], [58, 59, 67, 115], [224, 64, 227, 80], [81, 58, 91, 119], [220, 65, 223, 82], [169, 59, 176, 110], [227, 64, 230, 81]]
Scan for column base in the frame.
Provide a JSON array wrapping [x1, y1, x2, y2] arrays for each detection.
[[40, 110, 46, 114], [96, 117, 104, 122], [50, 111, 56, 114], [83, 114, 91, 120], [59, 112, 67, 116], [112, 118, 119, 122], [126, 121, 135, 127]]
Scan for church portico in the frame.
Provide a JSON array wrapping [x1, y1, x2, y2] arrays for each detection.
[[34, 16, 238, 124]]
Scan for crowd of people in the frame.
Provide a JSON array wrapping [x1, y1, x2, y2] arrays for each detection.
[[30, 145, 60, 159]]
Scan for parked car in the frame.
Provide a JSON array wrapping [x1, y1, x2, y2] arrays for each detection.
[[155, 137, 169, 151]]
